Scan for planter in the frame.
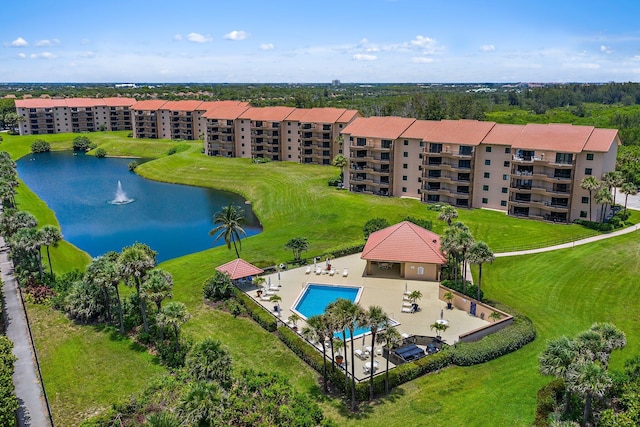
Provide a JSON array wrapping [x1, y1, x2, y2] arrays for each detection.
[[447, 302, 452, 309]]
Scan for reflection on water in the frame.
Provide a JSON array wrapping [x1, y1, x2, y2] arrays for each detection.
[[17, 152, 261, 262]]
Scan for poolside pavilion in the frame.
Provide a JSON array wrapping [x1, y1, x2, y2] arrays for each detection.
[[216, 258, 263, 281], [361, 221, 446, 281]]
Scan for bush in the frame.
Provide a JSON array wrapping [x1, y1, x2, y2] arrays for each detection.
[[31, 139, 50, 153], [363, 217, 389, 239], [233, 289, 277, 332], [72, 136, 91, 151], [127, 132, 133, 138], [157, 337, 192, 369], [402, 215, 433, 230], [166, 147, 177, 156], [128, 161, 139, 171], [94, 148, 107, 158], [252, 157, 271, 164], [327, 176, 342, 187], [202, 272, 234, 302], [0, 336, 18, 427], [64, 280, 111, 323], [441, 279, 483, 301], [574, 219, 616, 232], [450, 314, 536, 366], [534, 379, 564, 427]]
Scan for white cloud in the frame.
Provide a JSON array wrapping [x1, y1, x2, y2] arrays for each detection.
[[78, 51, 95, 58], [174, 34, 183, 41], [412, 57, 434, 63], [30, 52, 56, 59], [600, 45, 613, 54], [187, 32, 212, 43], [6, 37, 28, 47], [480, 44, 495, 52], [35, 38, 60, 47], [410, 35, 434, 49], [259, 43, 274, 50], [353, 53, 377, 61], [17, 53, 26, 59], [224, 30, 249, 41]]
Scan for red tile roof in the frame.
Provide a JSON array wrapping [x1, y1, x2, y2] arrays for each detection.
[[216, 258, 264, 280], [131, 100, 168, 111], [102, 97, 136, 107], [288, 107, 358, 124], [159, 100, 204, 111], [197, 100, 248, 112], [337, 109, 360, 123], [15, 99, 59, 108], [584, 128, 619, 152], [16, 97, 136, 109], [512, 123, 594, 153], [239, 106, 297, 122], [400, 119, 441, 140], [202, 104, 251, 120], [424, 120, 496, 145], [482, 123, 526, 146], [361, 221, 446, 264], [341, 116, 416, 140]]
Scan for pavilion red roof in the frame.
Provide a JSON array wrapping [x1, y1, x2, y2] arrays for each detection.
[[215, 258, 264, 280], [361, 221, 446, 264]]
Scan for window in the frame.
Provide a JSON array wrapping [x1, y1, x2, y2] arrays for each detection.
[[503, 174, 509, 180], [501, 200, 507, 207], [586, 153, 594, 160], [402, 187, 407, 192], [580, 211, 587, 218], [287, 138, 291, 142], [485, 159, 491, 166], [382, 140, 392, 149], [582, 197, 589, 204], [402, 176, 408, 181], [484, 172, 490, 178], [483, 185, 489, 191], [555, 153, 573, 165], [403, 152, 408, 157], [420, 141, 425, 147], [482, 198, 488, 204], [288, 130, 291, 134], [458, 159, 471, 168], [585, 168, 592, 176], [403, 163, 408, 169], [288, 146, 291, 150], [485, 146, 492, 152], [502, 187, 508, 193], [403, 140, 408, 146], [417, 267, 424, 275], [504, 161, 510, 167], [505, 147, 511, 154]]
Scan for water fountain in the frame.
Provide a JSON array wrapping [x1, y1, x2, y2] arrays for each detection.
[[109, 180, 134, 205]]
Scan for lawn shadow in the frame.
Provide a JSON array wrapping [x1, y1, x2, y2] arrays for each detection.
[[333, 386, 407, 421], [92, 324, 156, 355]]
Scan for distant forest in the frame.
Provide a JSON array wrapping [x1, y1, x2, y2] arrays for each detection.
[[3, 82, 640, 182]]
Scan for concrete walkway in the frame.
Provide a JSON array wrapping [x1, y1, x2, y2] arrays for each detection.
[[1, 235, 52, 427], [496, 222, 640, 257]]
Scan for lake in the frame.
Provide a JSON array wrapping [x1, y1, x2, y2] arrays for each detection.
[[16, 152, 261, 262]]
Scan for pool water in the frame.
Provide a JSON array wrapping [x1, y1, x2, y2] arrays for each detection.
[[293, 284, 368, 339]]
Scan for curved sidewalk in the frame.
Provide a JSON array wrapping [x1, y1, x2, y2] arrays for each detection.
[[496, 223, 640, 257], [1, 235, 52, 427]]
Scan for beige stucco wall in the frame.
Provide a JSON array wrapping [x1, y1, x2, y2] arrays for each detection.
[[393, 137, 424, 199], [404, 262, 439, 281], [236, 119, 252, 158], [282, 120, 300, 162], [473, 143, 512, 210]]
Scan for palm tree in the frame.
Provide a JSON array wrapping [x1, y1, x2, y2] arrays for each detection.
[[142, 269, 174, 313], [9, 226, 45, 280], [467, 241, 495, 301], [364, 305, 387, 399], [0, 209, 36, 238], [441, 227, 463, 283], [588, 322, 626, 369], [302, 314, 330, 393], [176, 381, 223, 426], [118, 243, 157, 333], [539, 335, 577, 417], [332, 154, 348, 181], [580, 176, 601, 222], [376, 321, 402, 394], [568, 361, 611, 427], [620, 182, 637, 218], [40, 225, 62, 275], [326, 299, 350, 388], [157, 301, 190, 350], [602, 170, 624, 206], [594, 186, 613, 223], [429, 321, 449, 339], [185, 338, 232, 388], [437, 205, 458, 226], [209, 203, 247, 258], [84, 252, 125, 334], [408, 290, 422, 304]]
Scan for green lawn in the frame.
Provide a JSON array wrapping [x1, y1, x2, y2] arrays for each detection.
[[3, 131, 638, 426]]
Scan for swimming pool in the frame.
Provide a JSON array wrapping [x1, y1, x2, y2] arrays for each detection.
[[292, 283, 370, 339]]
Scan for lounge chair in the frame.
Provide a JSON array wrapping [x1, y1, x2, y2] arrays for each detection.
[[305, 266, 311, 274], [376, 347, 383, 357], [263, 288, 276, 296], [260, 295, 271, 301], [354, 349, 367, 360], [342, 268, 348, 277], [329, 268, 336, 276], [402, 301, 412, 307], [269, 284, 279, 291], [401, 306, 412, 313], [315, 267, 322, 275]]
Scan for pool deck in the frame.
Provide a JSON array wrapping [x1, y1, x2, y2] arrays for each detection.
[[239, 253, 488, 381]]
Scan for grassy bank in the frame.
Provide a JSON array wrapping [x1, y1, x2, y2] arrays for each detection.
[[3, 131, 638, 426]]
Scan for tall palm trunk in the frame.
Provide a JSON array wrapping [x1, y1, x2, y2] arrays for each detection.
[[341, 330, 348, 391], [369, 330, 377, 400], [329, 339, 336, 372], [102, 287, 111, 322], [349, 328, 356, 410], [113, 284, 125, 335], [173, 325, 180, 350], [582, 393, 592, 427], [588, 190, 593, 221], [321, 345, 328, 393], [135, 279, 149, 333], [477, 264, 483, 301], [46, 246, 53, 275]]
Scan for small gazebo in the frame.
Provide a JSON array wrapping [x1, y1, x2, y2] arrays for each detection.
[[361, 221, 446, 281], [216, 258, 264, 281]]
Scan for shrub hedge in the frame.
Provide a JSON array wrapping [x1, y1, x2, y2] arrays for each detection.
[[574, 219, 615, 232], [449, 314, 536, 366], [441, 279, 483, 301], [234, 288, 277, 332], [0, 336, 18, 427]]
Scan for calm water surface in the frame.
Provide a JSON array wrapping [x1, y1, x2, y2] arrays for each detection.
[[16, 152, 261, 262]]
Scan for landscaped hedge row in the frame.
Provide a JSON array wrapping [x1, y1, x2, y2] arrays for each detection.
[[277, 326, 452, 400], [449, 314, 536, 366], [0, 335, 18, 427], [441, 279, 483, 301], [574, 219, 615, 232], [234, 289, 277, 332]]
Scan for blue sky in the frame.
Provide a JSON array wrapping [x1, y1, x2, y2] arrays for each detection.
[[2, 0, 639, 83]]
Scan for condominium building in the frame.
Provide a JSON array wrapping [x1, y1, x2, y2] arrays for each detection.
[[15, 97, 135, 135], [343, 118, 619, 222]]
